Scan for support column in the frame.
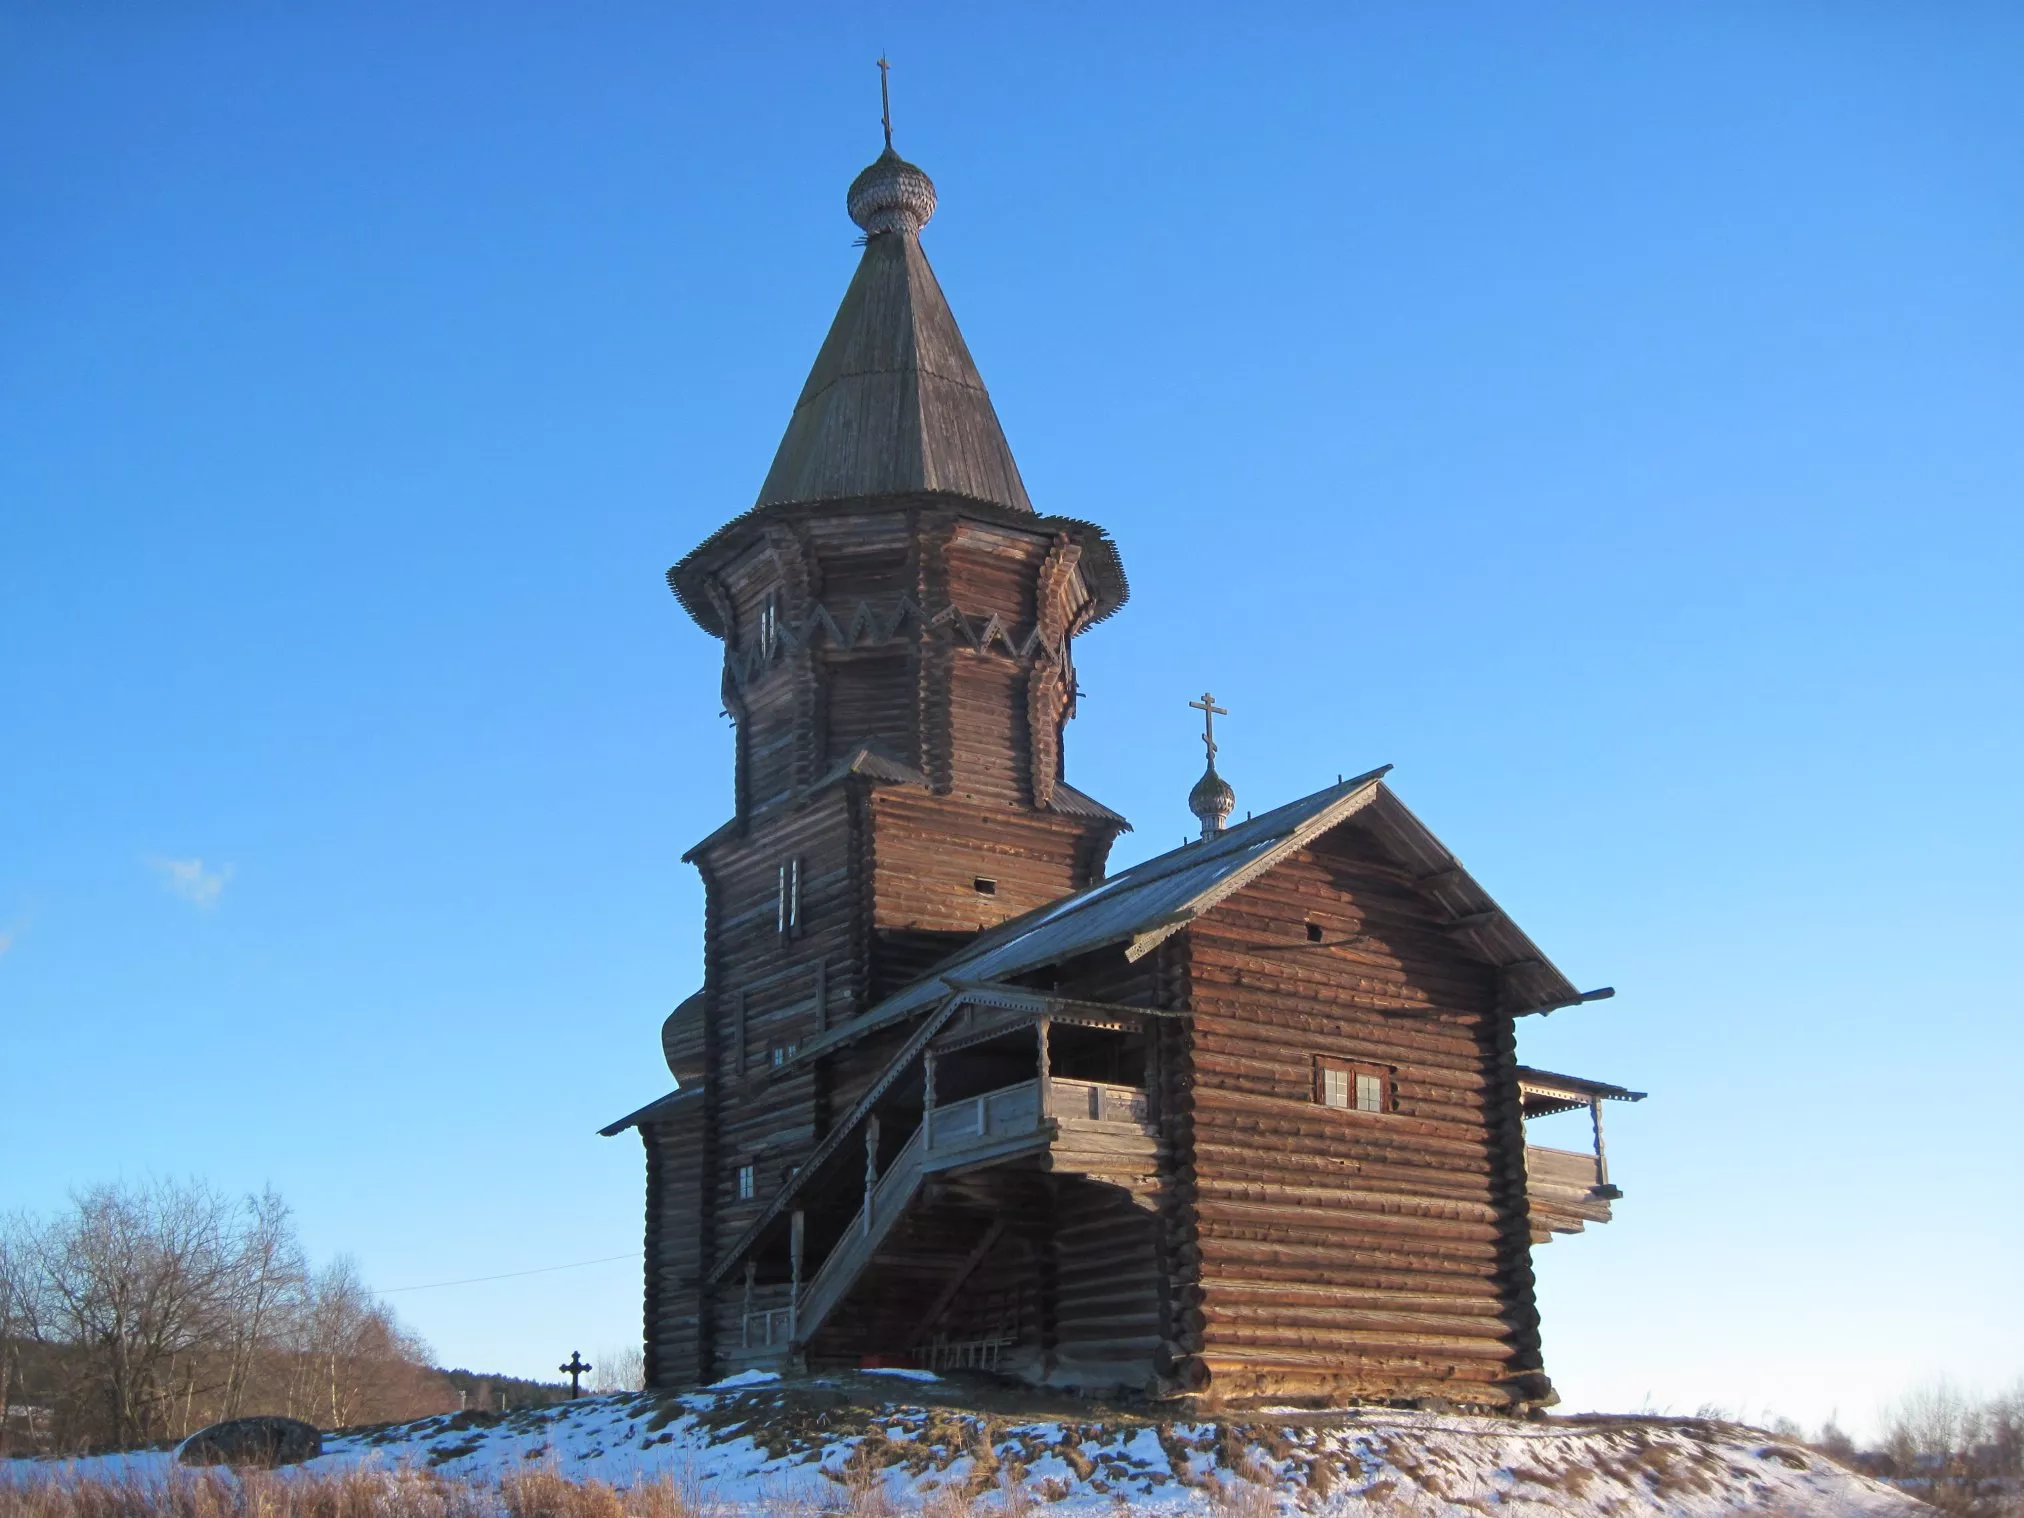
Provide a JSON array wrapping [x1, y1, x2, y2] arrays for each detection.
[[1590, 1096, 1610, 1188], [862, 1115, 881, 1237], [1037, 1016, 1052, 1120], [923, 1051, 937, 1152], [788, 1209, 805, 1342]]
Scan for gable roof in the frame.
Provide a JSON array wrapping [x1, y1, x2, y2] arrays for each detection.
[[786, 767, 1602, 1071]]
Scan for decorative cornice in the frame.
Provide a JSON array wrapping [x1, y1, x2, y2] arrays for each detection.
[[723, 594, 1072, 692]]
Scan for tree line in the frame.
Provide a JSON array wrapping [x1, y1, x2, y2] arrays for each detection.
[[0, 1178, 455, 1454]]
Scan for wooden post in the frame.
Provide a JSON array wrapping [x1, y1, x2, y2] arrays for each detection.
[[1590, 1096, 1610, 1187], [788, 1209, 805, 1341], [814, 960, 829, 1033], [734, 990, 748, 1074], [1037, 1016, 1052, 1121], [862, 1115, 881, 1237], [923, 1051, 937, 1152], [741, 1260, 756, 1348]]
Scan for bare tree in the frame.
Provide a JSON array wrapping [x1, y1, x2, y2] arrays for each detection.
[[591, 1344, 645, 1394], [3, 1179, 450, 1451], [219, 1189, 304, 1420], [1882, 1379, 1982, 1470], [26, 1179, 242, 1446], [292, 1256, 439, 1430]]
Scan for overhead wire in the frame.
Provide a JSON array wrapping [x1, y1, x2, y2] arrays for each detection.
[[380, 1254, 635, 1294]]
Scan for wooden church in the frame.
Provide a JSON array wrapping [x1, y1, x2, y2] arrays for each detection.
[[603, 113, 1643, 1412]]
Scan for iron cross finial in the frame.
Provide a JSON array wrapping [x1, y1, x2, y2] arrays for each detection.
[[1189, 691, 1227, 761], [877, 56, 893, 150]]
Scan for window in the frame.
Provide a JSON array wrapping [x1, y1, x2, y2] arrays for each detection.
[[973, 877, 997, 896], [776, 858, 801, 936], [1306, 922, 1324, 943], [1317, 1057, 1391, 1114], [735, 1164, 755, 1200], [769, 1042, 798, 1068], [758, 591, 779, 660]]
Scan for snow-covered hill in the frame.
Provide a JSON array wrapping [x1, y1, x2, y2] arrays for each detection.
[[12, 1370, 1926, 1515]]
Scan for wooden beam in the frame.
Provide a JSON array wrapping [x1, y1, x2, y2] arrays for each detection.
[[903, 1219, 1006, 1351]]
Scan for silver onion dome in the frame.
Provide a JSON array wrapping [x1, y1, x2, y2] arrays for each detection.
[[1189, 760, 1237, 838], [848, 148, 937, 235]]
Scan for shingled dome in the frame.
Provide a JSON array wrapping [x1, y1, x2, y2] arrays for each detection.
[[754, 148, 1033, 514]]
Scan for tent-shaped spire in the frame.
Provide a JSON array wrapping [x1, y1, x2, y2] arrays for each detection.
[[754, 148, 1033, 514]]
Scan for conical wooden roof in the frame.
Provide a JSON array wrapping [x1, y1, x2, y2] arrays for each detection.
[[755, 195, 1033, 514]]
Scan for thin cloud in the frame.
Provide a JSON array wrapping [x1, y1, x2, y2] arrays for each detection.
[[147, 856, 234, 909]]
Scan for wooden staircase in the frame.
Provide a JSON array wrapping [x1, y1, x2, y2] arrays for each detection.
[[790, 1078, 1160, 1352]]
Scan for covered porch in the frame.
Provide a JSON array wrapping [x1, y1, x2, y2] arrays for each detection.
[[719, 987, 1167, 1382], [1517, 1066, 1646, 1242]]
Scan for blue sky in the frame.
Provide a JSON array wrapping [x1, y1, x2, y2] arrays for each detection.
[[3, 4, 2019, 1432]]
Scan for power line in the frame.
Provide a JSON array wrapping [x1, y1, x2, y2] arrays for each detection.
[[380, 1253, 634, 1294]]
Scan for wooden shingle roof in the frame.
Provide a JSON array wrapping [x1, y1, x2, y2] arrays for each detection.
[[755, 227, 1031, 514]]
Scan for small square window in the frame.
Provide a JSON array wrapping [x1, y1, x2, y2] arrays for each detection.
[[974, 877, 997, 896], [1355, 1072, 1384, 1113], [1306, 922, 1324, 943], [735, 1164, 755, 1200]]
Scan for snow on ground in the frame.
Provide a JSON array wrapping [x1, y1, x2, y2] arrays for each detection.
[[5, 1374, 1928, 1515]]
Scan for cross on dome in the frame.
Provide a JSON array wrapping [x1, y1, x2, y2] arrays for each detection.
[[848, 57, 937, 235], [1187, 692, 1236, 838]]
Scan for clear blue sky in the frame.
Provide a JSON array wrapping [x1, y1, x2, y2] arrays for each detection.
[[4, 4, 2019, 1433]]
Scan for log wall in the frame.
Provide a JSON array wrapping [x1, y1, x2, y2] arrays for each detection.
[[1173, 822, 1546, 1409], [639, 1099, 707, 1387]]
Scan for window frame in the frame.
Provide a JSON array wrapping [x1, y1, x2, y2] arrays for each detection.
[[734, 1162, 756, 1201], [776, 858, 802, 937], [1314, 1056, 1394, 1116]]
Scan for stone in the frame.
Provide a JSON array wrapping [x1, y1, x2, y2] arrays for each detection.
[[178, 1415, 322, 1468]]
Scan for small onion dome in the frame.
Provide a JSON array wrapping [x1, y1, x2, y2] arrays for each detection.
[[1189, 760, 1236, 838], [848, 147, 937, 235]]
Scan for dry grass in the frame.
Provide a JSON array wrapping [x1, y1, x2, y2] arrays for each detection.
[[0, 1469, 716, 1518]]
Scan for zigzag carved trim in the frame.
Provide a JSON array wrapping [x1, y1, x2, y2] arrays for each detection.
[[723, 596, 1067, 691]]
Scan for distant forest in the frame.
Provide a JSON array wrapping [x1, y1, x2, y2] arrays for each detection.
[[0, 1179, 625, 1457]]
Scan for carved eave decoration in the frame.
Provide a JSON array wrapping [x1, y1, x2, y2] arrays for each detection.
[[665, 492, 1129, 642]]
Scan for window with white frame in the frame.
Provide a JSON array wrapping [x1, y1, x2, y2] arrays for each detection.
[[735, 1163, 756, 1200], [1317, 1057, 1390, 1114], [776, 858, 801, 937]]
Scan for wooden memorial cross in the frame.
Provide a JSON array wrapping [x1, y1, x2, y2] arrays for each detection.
[[559, 1350, 591, 1399]]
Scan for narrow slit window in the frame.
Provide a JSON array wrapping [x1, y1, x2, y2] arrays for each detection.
[[974, 877, 997, 896], [777, 859, 802, 937]]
